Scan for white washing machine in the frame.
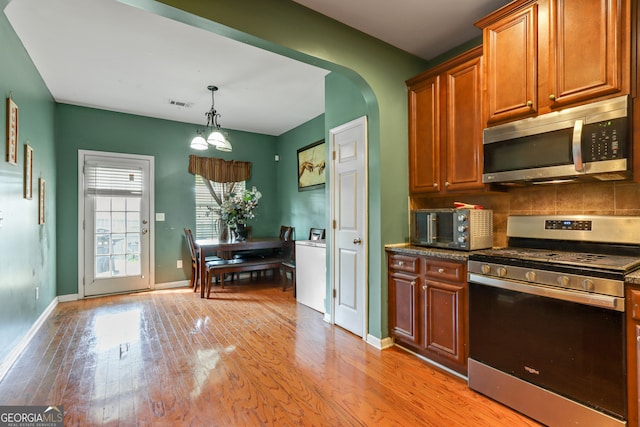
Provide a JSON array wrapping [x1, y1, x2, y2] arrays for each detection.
[[295, 240, 326, 313]]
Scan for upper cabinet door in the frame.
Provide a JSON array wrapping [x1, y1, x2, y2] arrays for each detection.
[[443, 55, 485, 192], [408, 75, 441, 194], [548, 0, 627, 108], [483, 3, 538, 124]]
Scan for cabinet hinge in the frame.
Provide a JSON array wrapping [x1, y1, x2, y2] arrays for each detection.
[[332, 220, 336, 229], [332, 150, 336, 160], [333, 289, 337, 298]]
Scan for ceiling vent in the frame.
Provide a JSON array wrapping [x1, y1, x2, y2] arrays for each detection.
[[169, 100, 193, 108]]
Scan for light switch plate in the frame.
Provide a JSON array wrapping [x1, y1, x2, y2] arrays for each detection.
[[156, 213, 165, 221]]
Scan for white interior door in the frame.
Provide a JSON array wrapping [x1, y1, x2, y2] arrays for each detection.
[[79, 151, 154, 297], [330, 116, 367, 337]]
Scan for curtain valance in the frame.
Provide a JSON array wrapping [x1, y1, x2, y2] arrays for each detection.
[[188, 155, 252, 183]]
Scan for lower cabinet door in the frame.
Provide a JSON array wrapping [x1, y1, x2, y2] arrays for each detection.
[[422, 279, 467, 374], [388, 272, 420, 346]]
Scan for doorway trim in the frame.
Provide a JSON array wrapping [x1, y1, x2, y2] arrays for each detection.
[[77, 149, 155, 298]]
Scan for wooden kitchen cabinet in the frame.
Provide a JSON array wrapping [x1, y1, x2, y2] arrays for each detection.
[[387, 250, 468, 375], [421, 258, 467, 373], [626, 285, 640, 427], [406, 46, 484, 194], [388, 253, 421, 346], [477, 0, 630, 125]]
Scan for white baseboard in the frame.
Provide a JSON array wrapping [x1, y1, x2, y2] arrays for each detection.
[[155, 280, 190, 290], [58, 293, 79, 302], [366, 334, 394, 350], [0, 297, 58, 383]]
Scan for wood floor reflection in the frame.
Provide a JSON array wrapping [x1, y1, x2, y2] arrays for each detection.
[[0, 279, 541, 426]]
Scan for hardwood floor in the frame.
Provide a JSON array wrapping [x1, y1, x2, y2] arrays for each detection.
[[0, 279, 541, 426]]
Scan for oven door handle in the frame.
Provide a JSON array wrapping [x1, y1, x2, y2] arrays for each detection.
[[469, 273, 624, 312]]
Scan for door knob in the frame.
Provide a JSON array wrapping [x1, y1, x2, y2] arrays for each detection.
[[353, 238, 362, 245]]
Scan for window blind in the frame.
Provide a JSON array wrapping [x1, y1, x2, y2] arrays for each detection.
[[85, 163, 144, 197], [195, 176, 245, 239]]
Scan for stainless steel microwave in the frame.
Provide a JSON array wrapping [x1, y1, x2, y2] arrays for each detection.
[[482, 95, 631, 184], [410, 209, 493, 251]]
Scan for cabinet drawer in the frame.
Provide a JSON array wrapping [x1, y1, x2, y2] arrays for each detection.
[[388, 254, 420, 274], [424, 258, 465, 283]]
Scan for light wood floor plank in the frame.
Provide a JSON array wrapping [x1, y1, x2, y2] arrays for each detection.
[[0, 280, 541, 426]]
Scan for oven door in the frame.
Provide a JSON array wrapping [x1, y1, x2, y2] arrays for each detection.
[[468, 278, 626, 421]]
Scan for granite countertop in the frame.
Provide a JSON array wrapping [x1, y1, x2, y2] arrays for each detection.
[[384, 243, 470, 262]]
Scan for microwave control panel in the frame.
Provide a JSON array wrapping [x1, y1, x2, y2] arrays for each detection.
[[583, 117, 627, 161]]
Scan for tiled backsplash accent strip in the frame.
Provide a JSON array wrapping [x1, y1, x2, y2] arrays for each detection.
[[411, 180, 640, 247]]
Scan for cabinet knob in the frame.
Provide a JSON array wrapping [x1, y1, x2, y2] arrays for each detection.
[[445, 182, 450, 187], [410, 281, 416, 286], [526, 100, 533, 107], [549, 94, 556, 101], [422, 285, 427, 290], [433, 183, 438, 187], [398, 261, 404, 266], [438, 268, 445, 274]]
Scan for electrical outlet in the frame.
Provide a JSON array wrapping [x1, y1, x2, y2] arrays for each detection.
[[177, 260, 183, 269], [35, 287, 39, 301]]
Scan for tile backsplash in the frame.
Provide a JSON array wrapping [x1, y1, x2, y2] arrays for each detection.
[[411, 180, 640, 248]]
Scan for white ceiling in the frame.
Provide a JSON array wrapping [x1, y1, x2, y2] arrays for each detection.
[[4, 0, 509, 136]]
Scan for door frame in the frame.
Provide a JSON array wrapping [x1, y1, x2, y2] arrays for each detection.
[[77, 149, 155, 298], [328, 116, 369, 338]]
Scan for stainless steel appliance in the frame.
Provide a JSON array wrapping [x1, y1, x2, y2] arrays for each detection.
[[482, 95, 631, 184], [410, 208, 493, 251], [468, 215, 640, 427]]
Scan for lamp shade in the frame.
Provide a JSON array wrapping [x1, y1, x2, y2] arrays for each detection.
[[190, 135, 208, 150], [207, 130, 226, 147], [216, 138, 233, 152]]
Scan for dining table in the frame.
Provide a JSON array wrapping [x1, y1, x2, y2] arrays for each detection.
[[194, 237, 291, 298]]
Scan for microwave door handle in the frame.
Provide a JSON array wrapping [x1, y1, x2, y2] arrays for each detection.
[[427, 213, 437, 244], [572, 119, 584, 172]]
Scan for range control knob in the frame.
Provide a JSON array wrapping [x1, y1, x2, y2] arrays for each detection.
[[457, 214, 467, 222], [583, 279, 595, 292], [558, 276, 570, 287], [481, 264, 491, 274], [525, 271, 536, 282], [458, 225, 467, 232], [497, 267, 507, 277], [457, 236, 467, 243]]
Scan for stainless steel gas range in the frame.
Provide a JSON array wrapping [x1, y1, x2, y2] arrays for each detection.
[[468, 215, 640, 427]]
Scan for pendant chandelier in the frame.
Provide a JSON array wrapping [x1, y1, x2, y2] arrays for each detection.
[[190, 85, 232, 152]]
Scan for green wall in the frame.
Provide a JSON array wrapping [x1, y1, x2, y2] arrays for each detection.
[[55, 104, 279, 295], [276, 114, 325, 237], [137, 0, 429, 340], [0, 0, 57, 362]]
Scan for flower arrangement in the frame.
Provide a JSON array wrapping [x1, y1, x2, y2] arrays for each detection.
[[220, 186, 262, 228]]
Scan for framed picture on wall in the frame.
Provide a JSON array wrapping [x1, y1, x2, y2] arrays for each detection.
[[297, 139, 326, 191], [38, 178, 45, 224], [6, 97, 18, 165], [24, 144, 33, 199]]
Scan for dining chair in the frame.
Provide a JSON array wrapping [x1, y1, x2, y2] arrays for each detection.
[[279, 225, 294, 241], [309, 227, 326, 240], [184, 228, 222, 292], [280, 240, 296, 295]]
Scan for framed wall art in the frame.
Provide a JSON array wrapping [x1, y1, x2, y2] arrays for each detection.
[[38, 178, 45, 224], [6, 97, 18, 165], [297, 139, 326, 191], [24, 144, 33, 199]]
